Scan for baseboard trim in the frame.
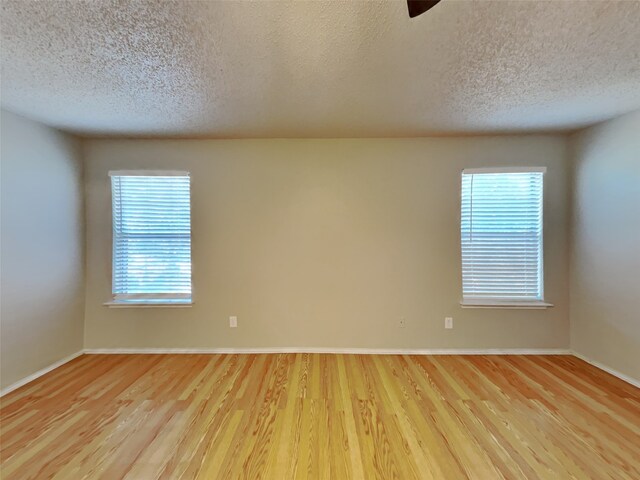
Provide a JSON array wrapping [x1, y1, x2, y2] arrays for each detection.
[[0, 350, 84, 397], [571, 351, 640, 388], [83, 347, 571, 356]]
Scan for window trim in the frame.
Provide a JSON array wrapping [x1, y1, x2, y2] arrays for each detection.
[[462, 167, 547, 174], [109, 170, 189, 177], [460, 299, 553, 309], [104, 301, 194, 308], [107, 170, 193, 307], [459, 166, 550, 309]]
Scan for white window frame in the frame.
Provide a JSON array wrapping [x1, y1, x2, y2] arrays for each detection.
[[460, 167, 553, 309], [105, 170, 193, 308]]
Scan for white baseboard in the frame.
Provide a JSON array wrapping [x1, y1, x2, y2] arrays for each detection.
[[83, 347, 571, 356], [571, 351, 640, 389], [0, 350, 84, 397]]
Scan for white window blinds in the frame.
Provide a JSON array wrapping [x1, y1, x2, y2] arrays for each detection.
[[110, 171, 192, 304], [461, 168, 545, 305]]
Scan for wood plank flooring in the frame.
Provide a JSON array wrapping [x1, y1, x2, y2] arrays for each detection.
[[1, 354, 639, 479]]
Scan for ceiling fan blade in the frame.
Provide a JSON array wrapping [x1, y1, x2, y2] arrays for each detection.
[[407, 0, 441, 18]]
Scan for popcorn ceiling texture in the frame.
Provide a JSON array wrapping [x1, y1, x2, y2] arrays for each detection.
[[1, 0, 639, 137]]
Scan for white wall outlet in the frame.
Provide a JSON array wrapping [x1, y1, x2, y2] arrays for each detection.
[[229, 316, 238, 328], [399, 318, 406, 328], [445, 317, 453, 329]]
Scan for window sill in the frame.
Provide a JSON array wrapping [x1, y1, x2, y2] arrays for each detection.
[[460, 300, 553, 310], [103, 301, 194, 309]]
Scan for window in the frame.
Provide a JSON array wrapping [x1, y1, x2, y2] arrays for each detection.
[[109, 171, 192, 305], [461, 167, 548, 307]]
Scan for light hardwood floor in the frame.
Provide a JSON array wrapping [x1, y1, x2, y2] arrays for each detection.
[[1, 354, 639, 479]]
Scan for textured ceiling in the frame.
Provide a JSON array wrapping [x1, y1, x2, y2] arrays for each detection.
[[1, 0, 639, 137]]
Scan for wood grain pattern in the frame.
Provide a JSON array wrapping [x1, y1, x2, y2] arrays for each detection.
[[1, 354, 639, 479]]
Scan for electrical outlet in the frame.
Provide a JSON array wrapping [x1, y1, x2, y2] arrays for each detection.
[[229, 316, 238, 328], [399, 318, 406, 328], [445, 317, 453, 329]]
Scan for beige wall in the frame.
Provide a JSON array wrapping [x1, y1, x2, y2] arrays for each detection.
[[84, 137, 570, 350], [0, 110, 85, 390], [570, 111, 640, 381]]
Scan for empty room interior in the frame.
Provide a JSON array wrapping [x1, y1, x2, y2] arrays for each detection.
[[1, 0, 639, 478]]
